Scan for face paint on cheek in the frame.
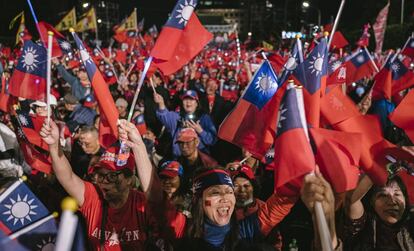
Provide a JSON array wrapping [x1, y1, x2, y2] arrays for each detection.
[[204, 200, 212, 207]]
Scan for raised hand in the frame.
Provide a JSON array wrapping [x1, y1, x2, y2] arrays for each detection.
[[40, 120, 60, 147]]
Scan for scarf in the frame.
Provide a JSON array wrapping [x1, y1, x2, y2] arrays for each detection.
[[204, 218, 231, 248]]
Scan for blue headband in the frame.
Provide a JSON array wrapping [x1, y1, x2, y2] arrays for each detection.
[[192, 169, 234, 196]]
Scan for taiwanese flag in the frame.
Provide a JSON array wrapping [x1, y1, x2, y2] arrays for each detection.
[[265, 52, 286, 75], [10, 113, 52, 174], [71, 31, 119, 139], [292, 37, 329, 128], [9, 41, 47, 101], [150, 0, 213, 75], [0, 179, 50, 234], [279, 38, 303, 85], [38, 21, 72, 58], [401, 36, 414, 58], [271, 84, 315, 192], [16, 112, 49, 151], [389, 57, 414, 95], [389, 88, 414, 143], [328, 49, 377, 86], [218, 60, 280, 158]]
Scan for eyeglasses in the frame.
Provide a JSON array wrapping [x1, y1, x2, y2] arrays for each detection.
[[92, 170, 123, 183]]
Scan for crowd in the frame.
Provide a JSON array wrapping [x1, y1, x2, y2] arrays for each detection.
[[0, 18, 414, 251]]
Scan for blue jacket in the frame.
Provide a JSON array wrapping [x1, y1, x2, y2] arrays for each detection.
[[57, 65, 88, 101], [156, 109, 217, 157]]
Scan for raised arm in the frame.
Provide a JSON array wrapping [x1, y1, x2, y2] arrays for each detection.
[[118, 119, 163, 203], [345, 174, 373, 220], [40, 120, 85, 206]]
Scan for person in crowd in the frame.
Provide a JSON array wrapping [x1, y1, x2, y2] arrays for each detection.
[[70, 125, 105, 179], [154, 89, 217, 157], [30, 95, 58, 117], [64, 93, 97, 133], [115, 97, 129, 120], [53, 58, 90, 100], [231, 164, 286, 250], [199, 78, 233, 128], [175, 128, 218, 193], [40, 119, 163, 250], [343, 174, 414, 250]]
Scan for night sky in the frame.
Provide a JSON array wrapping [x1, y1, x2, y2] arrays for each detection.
[[0, 0, 412, 42]]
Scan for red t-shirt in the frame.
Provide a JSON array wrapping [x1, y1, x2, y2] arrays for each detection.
[[80, 182, 151, 251]]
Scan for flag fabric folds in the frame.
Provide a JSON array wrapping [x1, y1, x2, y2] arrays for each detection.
[[71, 31, 119, 139], [279, 38, 303, 85], [356, 23, 371, 48], [38, 21, 72, 58], [389, 88, 414, 143], [0, 179, 50, 234], [218, 60, 279, 158], [75, 8, 97, 32], [55, 7, 77, 31], [9, 40, 47, 101], [292, 37, 328, 127], [272, 84, 315, 192], [150, 0, 213, 75], [373, 2, 390, 54]]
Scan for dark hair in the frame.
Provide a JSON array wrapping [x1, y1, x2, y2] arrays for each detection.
[[367, 176, 410, 223], [186, 167, 239, 249], [233, 174, 261, 199]]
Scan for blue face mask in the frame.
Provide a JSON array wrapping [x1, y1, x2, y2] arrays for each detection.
[[143, 138, 154, 153]]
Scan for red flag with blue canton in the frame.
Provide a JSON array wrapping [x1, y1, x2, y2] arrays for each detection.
[[71, 31, 119, 139], [328, 49, 377, 86], [389, 88, 414, 144], [292, 37, 329, 127], [150, 0, 213, 75], [218, 60, 280, 159], [389, 57, 414, 95], [271, 84, 315, 194], [9, 40, 47, 101], [401, 36, 414, 58], [0, 179, 50, 235], [38, 21, 72, 58]]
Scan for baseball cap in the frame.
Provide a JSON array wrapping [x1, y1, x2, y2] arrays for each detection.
[[83, 94, 96, 108], [88, 145, 135, 174], [176, 128, 198, 143], [159, 161, 183, 178], [115, 98, 128, 108], [31, 95, 57, 107], [230, 164, 255, 181], [181, 90, 199, 101]]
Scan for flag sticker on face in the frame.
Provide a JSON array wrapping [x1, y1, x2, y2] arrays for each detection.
[[242, 60, 278, 110], [166, 0, 197, 29]]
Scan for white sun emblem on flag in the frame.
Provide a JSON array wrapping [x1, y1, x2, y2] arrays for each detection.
[[36, 236, 55, 251], [18, 114, 29, 127], [22, 47, 39, 72], [255, 73, 277, 94], [3, 194, 38, 226], [79, 47, 92, 65], [331, 61, 342, 72], [192, 181, 202, 194], [391, 63, 400, 73], [356, 55, 365, 63], [308, 52, 325, 76], [175, 0, 196, 25], [277, 103, 287, 128], [224, 176, 233, 186], [284, 56, 297, 71], [329, 95, 345, 111], [410, 41, 414, 48], [59, 41, 71, 51]]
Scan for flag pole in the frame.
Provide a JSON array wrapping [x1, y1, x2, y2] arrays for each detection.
[[363, 47, 380, 73], [327, 0, 346, 49], [55, 197, 79, 251], [294, 82, 333, 251], [127, 56, 153, 121], [46, 31, 53, 125], [26, 0, 45, 42]]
